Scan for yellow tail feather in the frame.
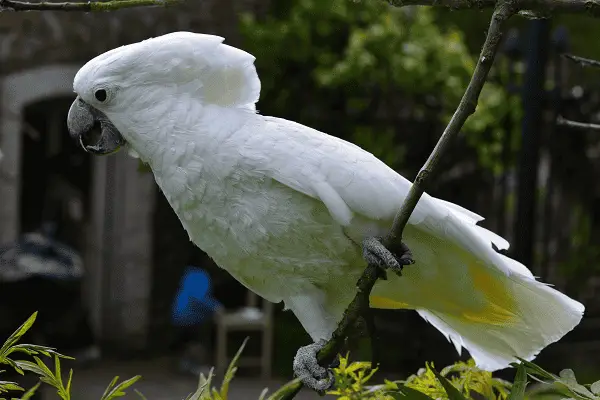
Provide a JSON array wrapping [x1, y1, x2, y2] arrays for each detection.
[[369, 262, 517, 326]]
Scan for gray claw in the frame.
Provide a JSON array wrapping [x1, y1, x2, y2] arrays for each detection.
[[362, 236, 414, 276], [293, 339, 335, 392]]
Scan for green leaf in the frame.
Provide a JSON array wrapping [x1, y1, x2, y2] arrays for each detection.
[[100, 375, 142, 400], [557, 369, 595, 399], [513, 359, 596, 399], [264, 378, 302, 400], [507, 363, 528, 400], [8, 344, 70, 359], [560, 369, 578, 385], [134, 388, 148, 399], [101, 376, 120, 400], [430, 364, 469, 400], [513, 358, 558, 382], [65, 369, 73, 395], [590, 380, 600, 395], [0, 380, 24, 393], [54, 354, 62, 388], [15, 356, 71, 400], [524, 382, 573, 399], [4, 358, 24, 375], [0, 313, 37, 361], [211, 387, 224, 400], [186, 368, 214, 400], [391, 385, 437, 400], [14, 360, 47, 377], [257, 387, 269, 400], [218, 337, 248, 398], [33, 356, 56, 386], [20, 382, 41, 400]]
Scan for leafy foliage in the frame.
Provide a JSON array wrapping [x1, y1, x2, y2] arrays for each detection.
[[322, 354, 600, 400], [327, 354, 379, 399], [0, 313, 598, 400], [515, 358, 600, 400], [324, 357, 511, 400], [403, 360, 511, 400], [0, 311, 70, 398], [99, 375, 142, 400], [0, 312, 143, 400], [183, 337, 248, 400], [240, 0, 520, 173]]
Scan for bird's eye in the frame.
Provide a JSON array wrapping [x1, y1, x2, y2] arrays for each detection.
[[94, 89, 107, 102]]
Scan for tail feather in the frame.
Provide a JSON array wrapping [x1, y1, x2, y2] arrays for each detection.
[[416, 275, 584, 371], [371, 196, 585, 372], [428, 201, 584, 371], [436, 198, 510, 251]]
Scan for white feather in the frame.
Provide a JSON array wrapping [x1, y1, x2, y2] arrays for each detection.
[[73, 32, 585, 373]]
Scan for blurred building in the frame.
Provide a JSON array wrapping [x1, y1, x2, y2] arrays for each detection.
[[0, 0, 267, 352]]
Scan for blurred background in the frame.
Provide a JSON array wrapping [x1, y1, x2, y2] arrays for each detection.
[[0, 0, 599, 398]]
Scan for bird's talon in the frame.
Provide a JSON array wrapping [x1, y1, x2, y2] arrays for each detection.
[[362, 236, 415, 275], [293, 339, 335, 392]]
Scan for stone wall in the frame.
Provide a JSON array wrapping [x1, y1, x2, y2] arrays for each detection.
[[0, 0, 268, 350], [0, 0, 261, 75]]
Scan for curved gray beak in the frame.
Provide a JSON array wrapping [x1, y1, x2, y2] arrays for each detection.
[[67, 96, 125, 155]]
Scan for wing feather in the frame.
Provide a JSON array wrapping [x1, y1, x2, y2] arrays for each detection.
[[238, 115, 511, 269], [239, 116, 430, 225]]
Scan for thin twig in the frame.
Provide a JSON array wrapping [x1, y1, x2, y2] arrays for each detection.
[[386, 1, 514, 241], [277, 265, 382, 399], [0, 0, 180, 11], [387, 0, 600, 16], [277, 1, 515, 399], [557, 115, 600, 132], [562, 53, 600, 69]]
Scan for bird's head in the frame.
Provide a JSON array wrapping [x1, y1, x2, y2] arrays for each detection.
[[67, 31, 261, 156]]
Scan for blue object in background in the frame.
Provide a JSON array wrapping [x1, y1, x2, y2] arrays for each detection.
[[171, 266, 222, 326]]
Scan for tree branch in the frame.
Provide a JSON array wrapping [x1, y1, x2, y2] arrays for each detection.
[[0, 0, 179, 11], [387, 0, 600, 16], [557, 115, 600, 132], [278, 1, 515, 399], [562, 53, 600, 69], [386, 1, 514, 241]]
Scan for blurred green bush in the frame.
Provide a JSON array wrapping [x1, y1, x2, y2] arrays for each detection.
[[240, 0, 521, 174], [2, 312, 599, 400]]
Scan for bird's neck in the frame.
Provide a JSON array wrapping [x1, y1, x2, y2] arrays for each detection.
[[125, 102, 251, 173], [124, 102, 255, 218]]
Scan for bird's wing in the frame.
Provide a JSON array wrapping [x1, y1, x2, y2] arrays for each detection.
[[237, 116, 583, 373], [239, 116, 422, 225], [240, 116, 532, 277], [238, 116, 509, 251]]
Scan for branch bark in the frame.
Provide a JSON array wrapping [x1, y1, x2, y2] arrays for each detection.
[[278, 1, 516, 399], [388, 0, 600, 16], [557, 115, 600, 132], [0, 0, 179, 11], [385, 3, 514, 242], [562, 53, 600, 69]]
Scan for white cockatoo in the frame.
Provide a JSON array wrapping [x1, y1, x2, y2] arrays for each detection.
[[67, 32, 584, 391]]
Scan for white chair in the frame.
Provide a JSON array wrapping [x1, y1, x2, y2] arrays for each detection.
[[215, 290, 273, 379]]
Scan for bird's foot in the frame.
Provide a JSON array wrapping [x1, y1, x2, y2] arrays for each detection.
[[362, 236, 414, 277], [293, 339, 335, 393]]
